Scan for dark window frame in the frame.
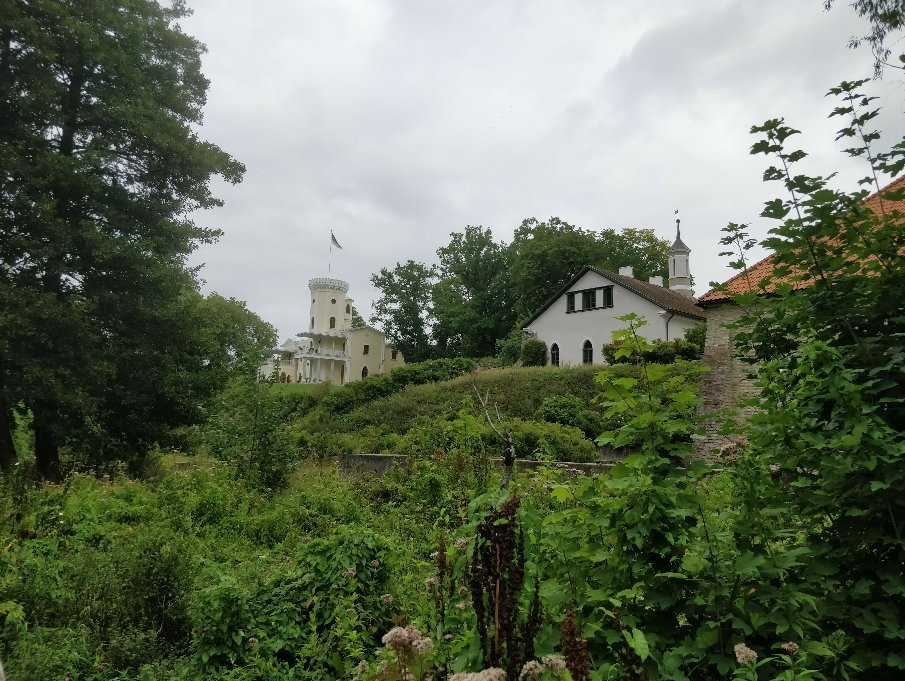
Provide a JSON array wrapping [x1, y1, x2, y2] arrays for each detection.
[[363, 344, 370, 355], [582, 340, 593, 365], [550, 343, 560, 366]]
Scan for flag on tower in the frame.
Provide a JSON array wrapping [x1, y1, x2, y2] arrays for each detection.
[[330, 231, 343, 250]]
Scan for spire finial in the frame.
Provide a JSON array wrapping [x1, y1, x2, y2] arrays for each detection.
[[675, 209, 681, 239]]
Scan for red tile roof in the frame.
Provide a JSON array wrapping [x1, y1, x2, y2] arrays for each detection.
[[698, 174, 905, 304]]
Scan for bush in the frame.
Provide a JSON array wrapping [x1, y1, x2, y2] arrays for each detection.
[[602, 338, 702, 364], [318, 357, 477, 416], [535, 394, 604, 439], [684, 323, 706, 354], [507, 419, 597, 462], [520, 339, 548, 367]]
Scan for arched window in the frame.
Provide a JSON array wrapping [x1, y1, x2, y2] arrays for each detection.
[[329, 316, 336, 329], [331, 298, 336, 305], [346, 303, 351, 314], [550, 343, 560, 367], [361, 366, 369, 379], [582, 340, 593, 365]]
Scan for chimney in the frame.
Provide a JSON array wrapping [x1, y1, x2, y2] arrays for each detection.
[[618, 266, 634, 278], [648, 275, 663, 286]]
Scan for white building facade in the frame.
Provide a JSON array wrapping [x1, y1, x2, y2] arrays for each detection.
[[264, 277, 403, 384], [523, 230, 704, 366]]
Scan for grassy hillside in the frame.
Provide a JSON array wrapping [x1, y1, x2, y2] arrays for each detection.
[[288, 362, 702, 462]]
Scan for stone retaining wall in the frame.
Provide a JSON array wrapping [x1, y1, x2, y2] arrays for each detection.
[[695, 303, 758, 458]]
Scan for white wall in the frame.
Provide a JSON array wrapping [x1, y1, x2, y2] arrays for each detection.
[[526, 270, 700, 366]]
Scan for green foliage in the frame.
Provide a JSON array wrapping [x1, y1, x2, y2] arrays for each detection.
[[602, 337, 702, 365], [535, 395, 604, 439], [371, 260, 438, 362], [204, 376, 296, 493], [0, 0, 262, 479], [520, 339, 548, 367]]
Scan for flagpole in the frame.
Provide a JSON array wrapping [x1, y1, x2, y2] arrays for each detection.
[[329, 232, 332, 274]]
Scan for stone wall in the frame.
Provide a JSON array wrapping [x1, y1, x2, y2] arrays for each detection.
[[695, 303, 759, 459]]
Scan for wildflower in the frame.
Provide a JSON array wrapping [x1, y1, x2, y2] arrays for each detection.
[[541, 655, 567, 672], [425, 575, 440, 589], [381, 593, 394, 605], [345, 607, 356, 616], [444, 633, 453, 641], [780, 641, 800, 654], [98, 662, 109, 671], [430, 551, 439, 560], [343, 566, 357, 579], [455, 537, 469, 551], [455, 601, 470, 611], [459, 585, 469, 595], [247, 636, 259, 645], [734, 643, 758, 665], [519, 660, 544, 681], [412, 637, 434, 654], [371, 558, 381, 566]]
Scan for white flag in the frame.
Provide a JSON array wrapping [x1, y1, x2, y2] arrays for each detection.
[[330, 231, 343, 249]]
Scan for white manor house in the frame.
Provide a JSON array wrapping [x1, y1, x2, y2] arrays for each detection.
[[263, 277, 404, 384]]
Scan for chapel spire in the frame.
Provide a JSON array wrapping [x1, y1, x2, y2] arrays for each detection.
[[668, 211, 693, 297]]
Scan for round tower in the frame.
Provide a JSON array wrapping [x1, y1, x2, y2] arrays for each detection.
[[308, 277, 349, 333], [668, 218, 693, 298]]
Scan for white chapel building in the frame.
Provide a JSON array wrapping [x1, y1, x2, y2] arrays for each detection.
[[522, 225, 705, 366], [265, 277, 404, 384]]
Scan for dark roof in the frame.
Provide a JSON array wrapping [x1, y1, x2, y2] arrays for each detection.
[[524, 265, 705, 327]]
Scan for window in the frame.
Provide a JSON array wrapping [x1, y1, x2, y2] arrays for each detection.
[[566, 293, 576, 313], [603, 286, 614, 308], [346, 303, 351, 314], [311, 317, 314, 330], [329, 316, 336, 329], [582, 289, 596, 310], [361, 366, 369, 379], [391, 349, 398, 360], [550, 343, 559, 366], [331, 298, 336, 304], [363, 344, 369, 355], [582, 340, 593, 365]]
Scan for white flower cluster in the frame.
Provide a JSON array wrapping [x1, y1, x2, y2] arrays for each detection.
[[450, 668, 506, 681], [382, 626, 434, 662], [734, 643, 758, 665], [518, 656, 568, 680]]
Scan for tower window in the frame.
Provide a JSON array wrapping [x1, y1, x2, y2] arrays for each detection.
[[391, 349, 397, 360], [331, 298, 336, 304], [346, 303, 350, 314], [361, 366, 369, 379], [311, 317, 314, 330], [329, 316, 336, 329], [582, 340, 593, 365], [550, 343, 559, 366], [363, 344, 369, 355]]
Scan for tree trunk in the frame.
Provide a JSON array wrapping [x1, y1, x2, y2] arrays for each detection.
[[0, 398, 16, 471], [34, 416, 59, 481]]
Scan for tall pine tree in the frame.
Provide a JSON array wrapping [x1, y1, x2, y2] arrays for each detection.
[[0, 0, 245, 477]]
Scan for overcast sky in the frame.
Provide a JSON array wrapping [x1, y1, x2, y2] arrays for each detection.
[[181, 0, 905, 342]]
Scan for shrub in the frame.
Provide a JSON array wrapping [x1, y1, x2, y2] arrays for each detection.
[[507, 419, 597, 462], [684, 323, 706, 354], [520, 339, 548, 367], [535, 395, 604, 439], [602, 338, 702, 365]]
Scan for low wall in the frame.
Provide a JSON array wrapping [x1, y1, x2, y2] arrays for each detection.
[[339, 453, 615, 477]]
